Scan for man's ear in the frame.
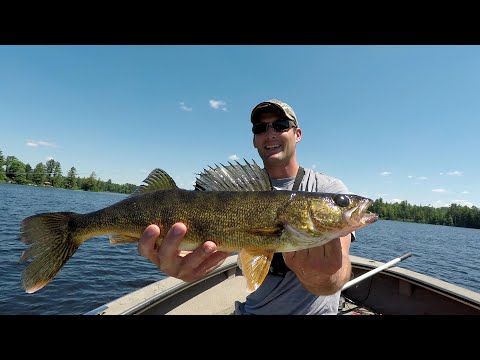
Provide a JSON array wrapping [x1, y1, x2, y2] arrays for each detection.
[[295, 128, 302, 142]]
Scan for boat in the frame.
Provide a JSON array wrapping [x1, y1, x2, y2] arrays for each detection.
[[84, 253, 480, 315]]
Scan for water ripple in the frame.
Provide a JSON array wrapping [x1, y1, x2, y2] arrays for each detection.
[[1, 184, 480, 314], [353, 220, 480, 293]]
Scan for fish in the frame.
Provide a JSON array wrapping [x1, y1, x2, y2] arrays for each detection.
[[19, 160, 378, 293]]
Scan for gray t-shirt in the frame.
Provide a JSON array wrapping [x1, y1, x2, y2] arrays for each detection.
[[235, 168, 351, 315]]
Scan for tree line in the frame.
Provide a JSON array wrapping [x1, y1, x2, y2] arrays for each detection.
[[2, 149, 479, 229], [0, 149, 137, 194], [370, 198, 480, 230]]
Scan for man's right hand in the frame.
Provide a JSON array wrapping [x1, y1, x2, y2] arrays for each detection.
[[138, 223, 230, 283]]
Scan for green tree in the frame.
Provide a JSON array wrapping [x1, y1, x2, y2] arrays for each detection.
[[45, 159, 56, 184], [0, 149, 138, 195], [413, 207, 426, 223], [0, 149, 6, 182], [32, 163, 47, 185], [25, 163, 33, 182], [445, 215, 454, 226], [6, 159, 27, 184], [81, 171, 98, 191], [52, 161, 63, 187], [65, 167, 77, 189], [5, 156, 18, 174], [105, 179, 113, 192]]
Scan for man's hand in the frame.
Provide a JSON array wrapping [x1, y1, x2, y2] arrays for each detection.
[[138, 223, 230, 283], [283, 235, 352, 295]]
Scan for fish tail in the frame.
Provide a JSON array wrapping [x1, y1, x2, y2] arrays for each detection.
[[19, 212, 82, 293]]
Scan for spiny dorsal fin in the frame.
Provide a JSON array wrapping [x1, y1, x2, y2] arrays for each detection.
[[238, 249, 274, 292], [131, 168, 178, 196], [194, 159, 272, 192]]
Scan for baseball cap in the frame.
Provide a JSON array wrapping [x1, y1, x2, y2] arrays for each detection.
[[250, 99, 299, 127]]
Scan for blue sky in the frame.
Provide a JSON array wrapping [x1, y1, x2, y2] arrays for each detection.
[[1, 45, 479, 208]]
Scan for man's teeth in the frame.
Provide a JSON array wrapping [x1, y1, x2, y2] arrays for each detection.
[[266, 145, 280, 149]]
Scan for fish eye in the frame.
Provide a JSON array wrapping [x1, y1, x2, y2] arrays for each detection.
[[333, 194, 350, 207]]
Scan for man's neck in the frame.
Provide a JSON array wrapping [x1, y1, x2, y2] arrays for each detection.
[[265, 161, 300, 180]]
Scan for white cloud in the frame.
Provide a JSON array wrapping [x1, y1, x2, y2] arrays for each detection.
[[311, 164, 316, 169], [140, 169, 148, 174], [179, 101, 192, 112], [26, 140, 57, 148], [376, 193, 388, 197], [432, 188, 447, 193], [439, 172, 444, 175], [46, 156, 54, 161], [409, 175, 427, 180], [228, 154, 239, 161], [461, 190, 469, 194], [391, 198, 402, 203], [209, 99, 228, 111], [380, 171, 392, 176], [447, 170, 463, 176]]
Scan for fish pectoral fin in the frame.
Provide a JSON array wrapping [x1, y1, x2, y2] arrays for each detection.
[[239, 249, 274, 292], [244, 226, 283, 237], [223, 226, 282, 236], [110, 234, 140, 244]]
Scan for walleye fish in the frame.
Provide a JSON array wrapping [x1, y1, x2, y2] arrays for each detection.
[[19, 160, 378, 293]]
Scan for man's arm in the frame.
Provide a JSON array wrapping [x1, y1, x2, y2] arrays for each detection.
[[283, 234, 352, 295], [138, 223, 230, 282]]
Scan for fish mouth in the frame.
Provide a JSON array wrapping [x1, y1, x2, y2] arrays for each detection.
[[362, 212, 379, 224], [346, 199, 378, 227]]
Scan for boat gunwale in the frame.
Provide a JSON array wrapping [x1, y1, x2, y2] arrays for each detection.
[[348, 255, 480, 309], [86, 254, 480, 315]]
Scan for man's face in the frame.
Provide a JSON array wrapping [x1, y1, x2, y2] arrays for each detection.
[[252, 112, 301, 167]]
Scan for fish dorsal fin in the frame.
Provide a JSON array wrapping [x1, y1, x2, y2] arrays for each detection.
[[131, 168, 178, 196], [238, 249, 274, 292], [194, 159, 272, 192]]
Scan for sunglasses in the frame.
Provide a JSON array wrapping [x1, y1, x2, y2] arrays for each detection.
[[252, 119, 296, 135]]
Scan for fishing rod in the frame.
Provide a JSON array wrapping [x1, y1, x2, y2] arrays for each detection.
[[342, 252, 413, 291]]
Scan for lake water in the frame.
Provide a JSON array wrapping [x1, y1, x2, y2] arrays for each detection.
[[1, 183, 479, 315]]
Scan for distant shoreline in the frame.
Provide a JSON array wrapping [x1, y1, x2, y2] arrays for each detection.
[[0, 182, 132, 195]]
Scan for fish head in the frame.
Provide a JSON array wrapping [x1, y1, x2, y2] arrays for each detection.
[[309, 194, 378, 235], [277, 193, 378, 251]]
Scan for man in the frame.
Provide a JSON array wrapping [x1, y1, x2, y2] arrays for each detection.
[[138, 99, 354, 315]]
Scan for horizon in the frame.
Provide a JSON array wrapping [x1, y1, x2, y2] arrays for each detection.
[[1, 45, 478, 208]]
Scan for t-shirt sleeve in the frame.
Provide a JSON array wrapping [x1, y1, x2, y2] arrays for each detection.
[[323, 178, 350, 194], [301, 168, 350, 194]]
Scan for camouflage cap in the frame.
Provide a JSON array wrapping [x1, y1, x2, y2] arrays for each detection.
[[250, 99, 299, 127]]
